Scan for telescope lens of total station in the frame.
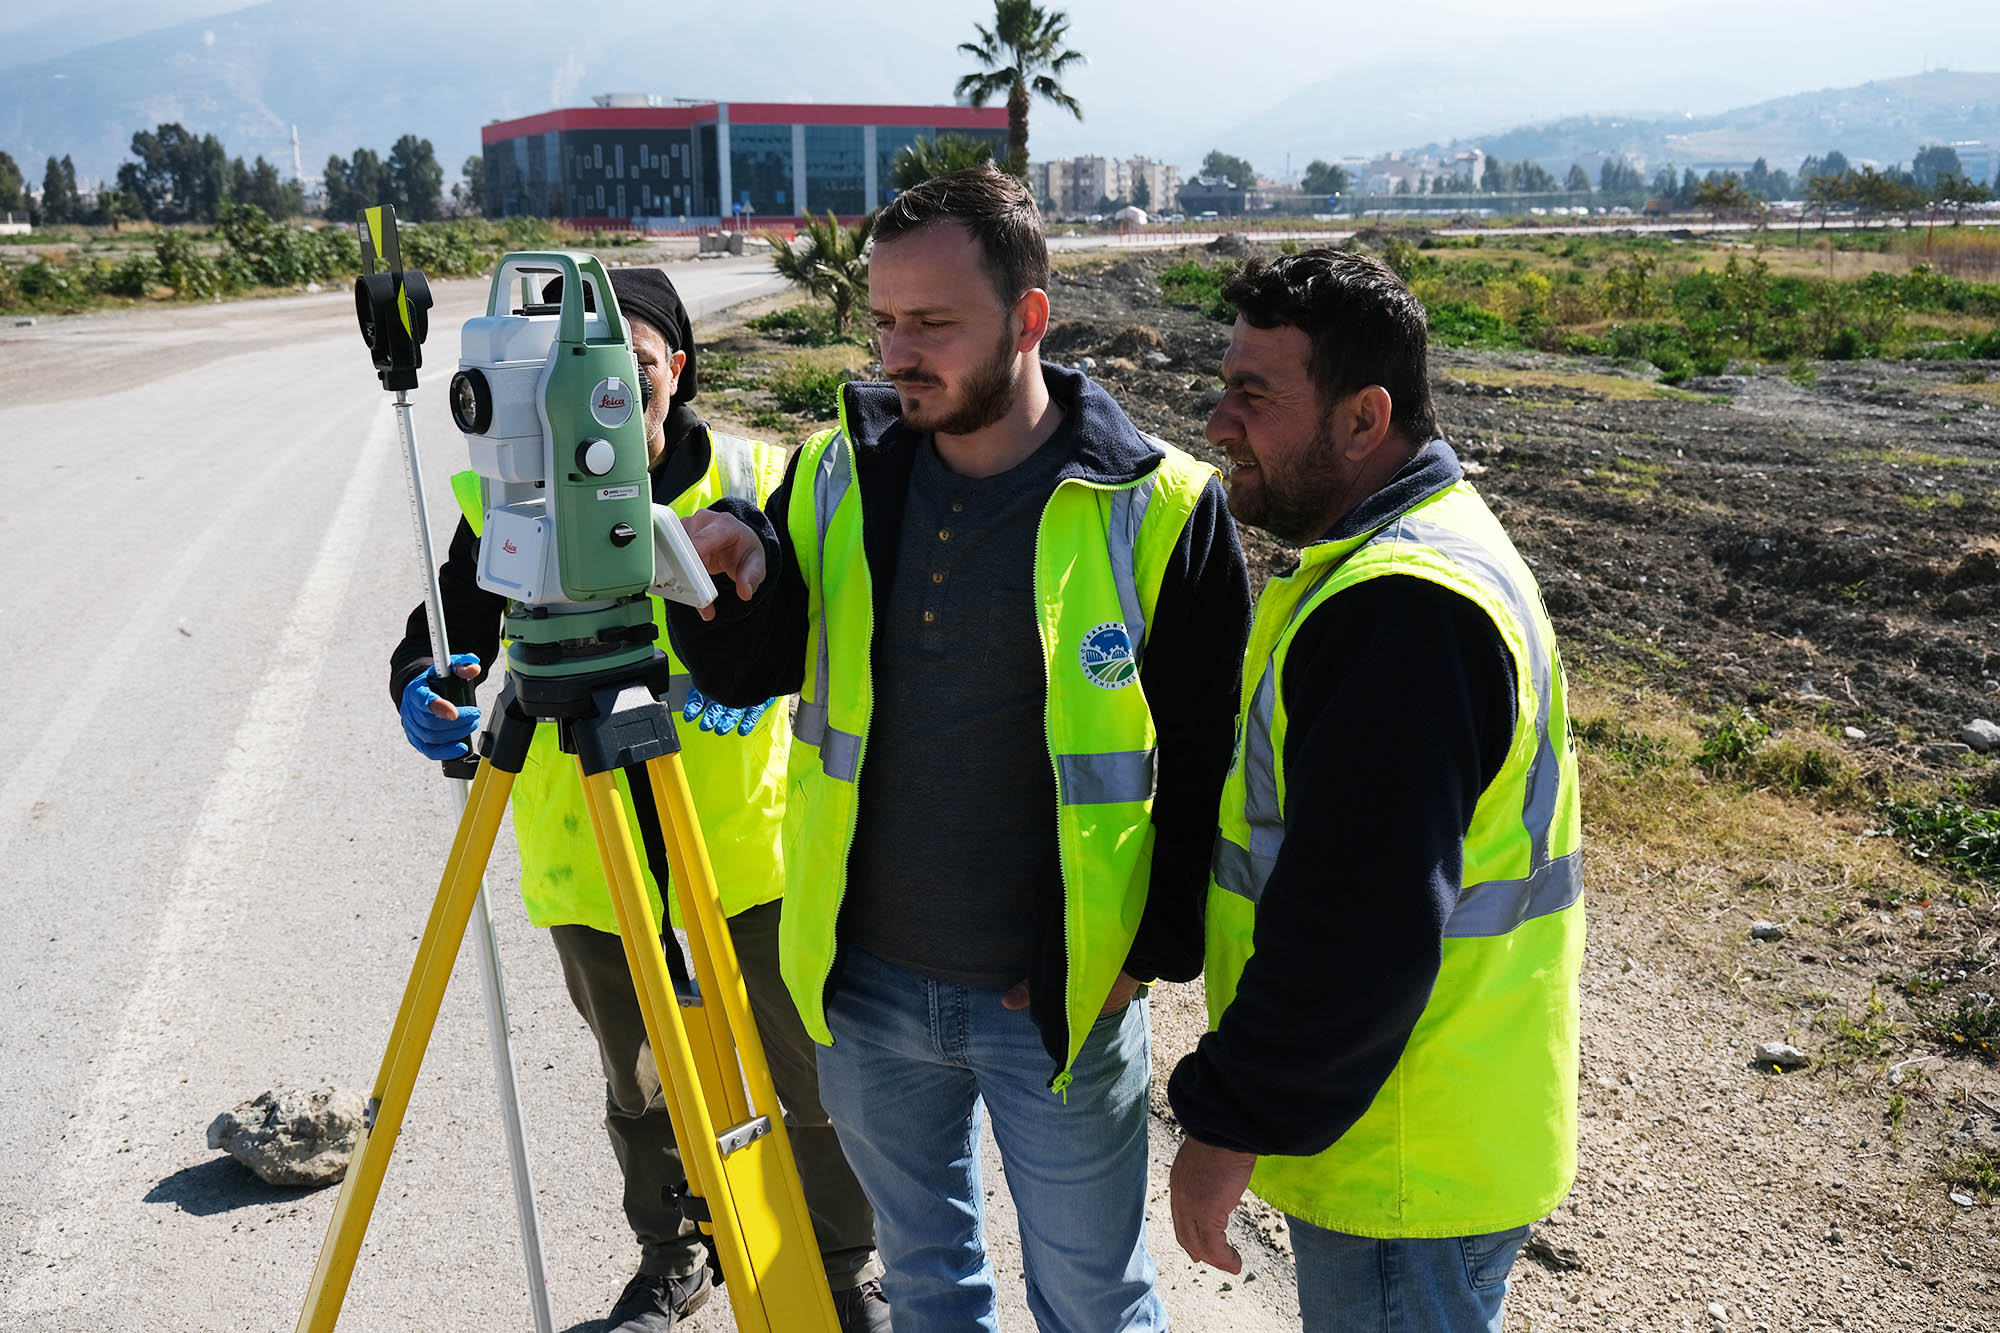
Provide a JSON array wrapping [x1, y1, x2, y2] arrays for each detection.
[[450, 369, 492, 434]]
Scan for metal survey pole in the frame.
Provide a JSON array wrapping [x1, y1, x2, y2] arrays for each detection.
[[392, 387, 556, 1333]]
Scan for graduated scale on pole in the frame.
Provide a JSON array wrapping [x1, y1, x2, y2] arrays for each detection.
[[299, 206, 838, 1333]]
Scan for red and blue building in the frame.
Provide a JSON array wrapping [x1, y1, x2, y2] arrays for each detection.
[[481, 97, 1010, 226]]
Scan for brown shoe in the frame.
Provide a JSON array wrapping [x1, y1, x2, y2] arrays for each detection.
[[830, 1277, 892, 1333], [605, 1265, 714, 1332]]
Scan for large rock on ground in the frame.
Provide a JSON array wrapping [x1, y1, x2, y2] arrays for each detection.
[[206, 1088, 366, 1187]]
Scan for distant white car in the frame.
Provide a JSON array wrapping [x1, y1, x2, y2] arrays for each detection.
[[1198, 209, 1219, 219]]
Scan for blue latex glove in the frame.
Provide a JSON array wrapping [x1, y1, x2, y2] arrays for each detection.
[[400, 653, 483, 760]]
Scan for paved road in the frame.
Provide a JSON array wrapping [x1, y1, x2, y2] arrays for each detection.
[[0, 257, 1295, 1331]]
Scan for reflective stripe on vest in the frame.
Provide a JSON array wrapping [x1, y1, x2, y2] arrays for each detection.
[[791, 432, 862, 781], [1213, 517, 1580, 937]]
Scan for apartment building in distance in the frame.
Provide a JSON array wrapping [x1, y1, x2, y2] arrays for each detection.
[[1031, 154, 1184, 216]]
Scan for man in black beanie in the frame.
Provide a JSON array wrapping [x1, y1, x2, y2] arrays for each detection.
[[387, 267, 887, 1332]]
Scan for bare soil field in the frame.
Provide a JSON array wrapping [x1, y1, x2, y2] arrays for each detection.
[[703, 244, 2000, 1332]]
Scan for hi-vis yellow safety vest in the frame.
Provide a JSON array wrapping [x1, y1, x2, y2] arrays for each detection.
[[776, 395, 1217, 1091], [1206, 479, 1584, 1237], [451, 430, 792, 933]]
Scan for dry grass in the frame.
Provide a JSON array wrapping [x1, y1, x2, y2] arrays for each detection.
[[1568, 675, 1960, 919], [1918, 379, 2000, 406], [1445, 366, 1692, 401], [1915, 229, 2000, 281]]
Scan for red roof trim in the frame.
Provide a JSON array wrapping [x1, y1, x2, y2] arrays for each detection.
[[483, 102, 1005, 143]]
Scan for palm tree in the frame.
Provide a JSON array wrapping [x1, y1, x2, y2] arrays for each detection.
[[892, 134, 997, 192], [954, 1, 1084, 175], [762, 211, 875, 337]]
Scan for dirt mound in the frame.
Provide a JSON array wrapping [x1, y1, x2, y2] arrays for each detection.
[[1048, 246, 2000, 757]]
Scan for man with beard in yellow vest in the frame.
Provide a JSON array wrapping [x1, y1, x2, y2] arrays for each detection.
[[665, 168, 1251, 1332], [389, 268, 887, 1333], [1166, 249, 1583, 1332]]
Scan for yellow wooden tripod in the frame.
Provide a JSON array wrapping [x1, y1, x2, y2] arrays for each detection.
[[298, 667, 839, 1332]]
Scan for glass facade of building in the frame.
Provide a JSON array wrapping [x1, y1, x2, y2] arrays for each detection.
[[872, 127, 1009, 208], [483, 106, 1009, 223], [804, 125, 866, 217], [727, 123, 794, 218]]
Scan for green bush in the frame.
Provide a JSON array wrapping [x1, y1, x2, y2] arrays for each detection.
[[1694, 710, 1770, 773], [218, 203, 355, 288], [153, 230, 227, 300], [14, 259, 87, 310], [748, 304, 844, 345], [769, 361, 850, 417], [1159, 260, 1235, 321], [398, 220, 499, 278], [1746, 739, 1844, 794], [1922, 993, 1999, 1060], [1427, 300, 1518, 349], [1572, 717, 1673, 774], [1884, 800, 2000, 884], [501, 216, 564, 249], [1380, 235, 1427, 282]]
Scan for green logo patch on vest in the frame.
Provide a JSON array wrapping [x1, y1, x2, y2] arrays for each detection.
[[1079, 622, 1138, 689]]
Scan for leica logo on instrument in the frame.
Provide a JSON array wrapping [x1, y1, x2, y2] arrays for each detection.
[[590, 377, 636, 428]]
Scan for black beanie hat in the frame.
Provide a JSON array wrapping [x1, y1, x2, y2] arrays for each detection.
[[543, 266, 699, 406]]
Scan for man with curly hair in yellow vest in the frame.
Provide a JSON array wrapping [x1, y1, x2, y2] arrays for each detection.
[[389, 268, 886, 1333], [666, 168, 1252, 1332], [1166, 249, 1583, 1332]]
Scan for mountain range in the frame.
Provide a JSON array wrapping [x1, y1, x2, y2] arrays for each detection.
[[1403, 71, 2000, 180], [2, 0, 1996, 192]]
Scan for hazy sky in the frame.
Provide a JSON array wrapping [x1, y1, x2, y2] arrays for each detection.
[[4, 0, 1995, 175]]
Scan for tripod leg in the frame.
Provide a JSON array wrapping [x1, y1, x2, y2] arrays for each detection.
[[641, 753, 842, 1332], [296, 758, 518, 1333], [578, 766, 792, 1333]]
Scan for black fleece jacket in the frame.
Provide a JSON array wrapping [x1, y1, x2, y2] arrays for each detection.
[[1167, 442, 1520, 1159], [666, 365, 1252, 1069]]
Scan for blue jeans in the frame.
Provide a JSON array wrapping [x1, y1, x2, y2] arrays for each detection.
[[1288, 1215, 1530, 1332], [814, 949, 1166, 1333]]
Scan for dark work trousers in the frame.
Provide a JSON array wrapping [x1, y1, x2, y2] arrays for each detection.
[[549, 900, 881, 1289]]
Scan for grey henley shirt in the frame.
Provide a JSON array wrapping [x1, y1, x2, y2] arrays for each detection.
[[841, 421, 1080, 988]]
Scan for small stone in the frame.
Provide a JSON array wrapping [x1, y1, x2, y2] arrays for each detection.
[[1710, 1302, 1729, 1322], [1143, 351, 1172, 368], [1950, 1192, 1976, 1207], [1843, 727, 1867, 741], [1076, 356, 1096, 374], [1984, 679, 1999, 694], [1750, 921, 1784, 942], [304, 281, 322, 294], [1621, 956, 1635, 973], [1826, 1225, 1844, 1243], [1753, 1041, 1809, 1070], [1960, 719, 2000, 754], [207, 1088, 366, 1188], [13, 317, 35, 327], [1923, 742, 1973, 763]]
